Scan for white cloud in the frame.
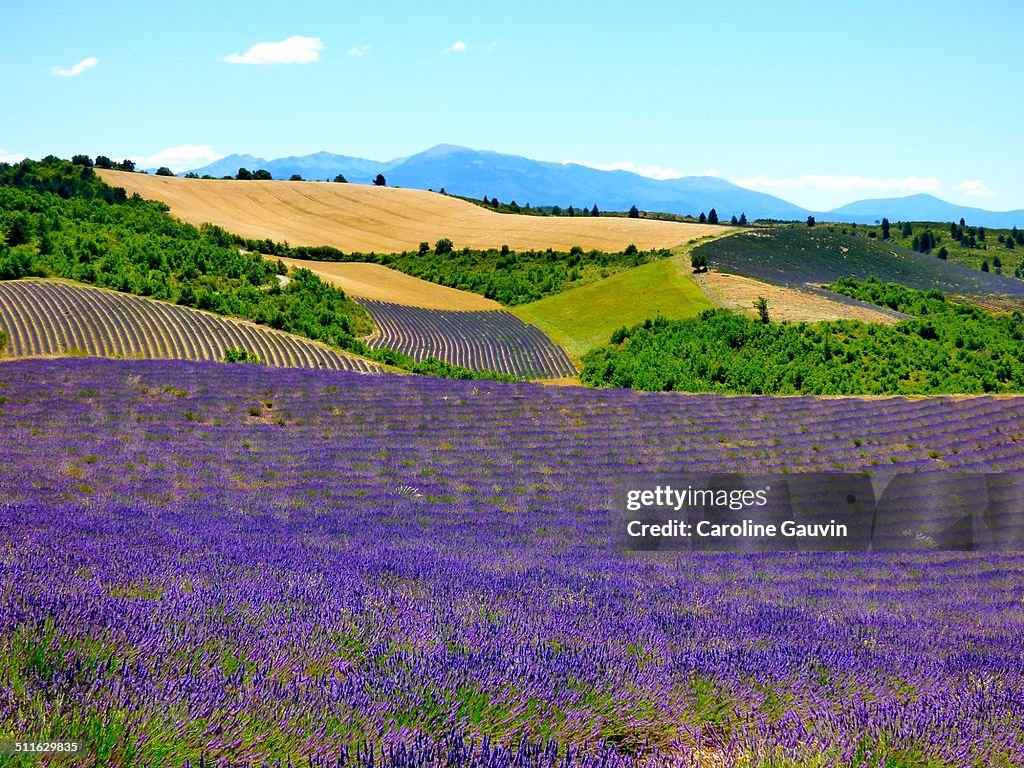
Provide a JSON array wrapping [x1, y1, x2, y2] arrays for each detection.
[[446, 40, 468, 54], [51, 57, 98, 77], [225, 35, 324, 65], [731, 174, 943, 196], [129, 144, 223, 173], [0, 149, 27, 164], [957, 179, 995, 197], [563, 159, 720, 181], [347, 44, 370, 57]]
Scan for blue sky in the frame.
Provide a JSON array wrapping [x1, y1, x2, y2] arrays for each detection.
[[3, 0, 1022, 211]]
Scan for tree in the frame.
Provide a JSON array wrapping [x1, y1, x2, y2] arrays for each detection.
[[881, 218, 891, 240], [730, 215, 738, 225], [936, 246, 948, 260], [699, 212, 707, 224], [71, 154, 93, 167], [690, 251, 708, 273], [418, 241, 430, 256], [482, 196, 489, 205], [806, 215, 816, 227], [624, 243, 638, 256], [628, 205, 640, 218], [373, 173, 387, 186], [253, 169, 272, 180], [738, 212, 748, 226], [184, 172, 199, 179], [289, 174, 304, 181], [551, 205, 562, 216], [980, 260, 990, 272], [960, 217, 966, 227], [434, 238, 454, 254], [236, 167, 253, 180], [567, 205, 575, 217], [94, 156, 114, 169], [754, 296, 770, 324], [707, 208, 719, 225], [155, 167, 174, 177], [333, 173, 347, 183], [591, 204, 599, 216], [901, 221, 913, 237]]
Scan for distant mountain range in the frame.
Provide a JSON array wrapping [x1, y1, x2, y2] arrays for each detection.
[[183, 145, 1024, 228]]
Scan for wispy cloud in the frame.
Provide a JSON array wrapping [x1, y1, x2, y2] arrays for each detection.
[[0, 149, 27, 164], [51, 56, 98, 77], [225, 36, 324, 65], [732, 174, 944, 196], [957, 179, 995, 197], [445, 40, 468, 54], [347, 44, 370, 57], [564, 159, 719, 181], [128, 144, 223, 173]]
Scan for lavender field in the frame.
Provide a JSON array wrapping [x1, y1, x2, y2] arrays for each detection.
[[2, 358, 1024, 767]]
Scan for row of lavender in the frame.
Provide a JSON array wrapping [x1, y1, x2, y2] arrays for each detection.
[[0, 280, 382, 372], [1, 358, 1023, 766], [358, 299, 577, 379]]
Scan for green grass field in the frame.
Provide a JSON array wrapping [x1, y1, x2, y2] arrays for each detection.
[[510, 254, 713, 363]]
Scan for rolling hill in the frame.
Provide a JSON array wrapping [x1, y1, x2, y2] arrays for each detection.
[[183, 144, 1024, 227], [694, 227, 1024, 298], [0, 279, 383, 372], [186, 144, 809, 221], [97, 169, 719, 254]]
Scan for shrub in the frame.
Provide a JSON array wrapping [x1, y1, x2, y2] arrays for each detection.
[[223, 347, 263, 364]]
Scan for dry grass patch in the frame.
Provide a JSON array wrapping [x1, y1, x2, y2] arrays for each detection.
[[275, 258, 500, 311], [98, 170, 720, 253], [691, 271, 900, 324]]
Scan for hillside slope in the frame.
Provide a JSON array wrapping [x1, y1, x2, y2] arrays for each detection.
[[97, 170, 720, 253], [0, 279, 382, 372]]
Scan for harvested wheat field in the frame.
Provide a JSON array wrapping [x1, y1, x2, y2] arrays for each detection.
[[97, 170, 720, 253], [691, 271, 902, 324], [276, 258, 500, 310]]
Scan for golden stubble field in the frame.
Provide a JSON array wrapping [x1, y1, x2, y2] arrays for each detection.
[[690, 271, 900, 324], [97, 170, 720, 253], [275, 258, 501, 311]]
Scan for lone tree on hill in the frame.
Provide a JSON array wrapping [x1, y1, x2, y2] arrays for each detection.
[[881, 218, 891, 240], [289, 174, 304, 181], [71, 155, 93, 167], [333, 173, 347, 183], [434, 238, 454, 255], [806, 215, 816, 227], [155, 167, 174, 177], [707, 209, 719, 225], [373, 173, 387, 186], [628, 205, 640, 218], [690, 251, 709, 273], [754, 296, 770, 324]]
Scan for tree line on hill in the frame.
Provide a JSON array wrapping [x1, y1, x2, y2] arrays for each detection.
[[581, 278, 1024, 395], [227, 229, 666, 306]]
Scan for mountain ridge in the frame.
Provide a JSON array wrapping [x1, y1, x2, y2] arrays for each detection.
[[183, 145, 1024, 228]]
